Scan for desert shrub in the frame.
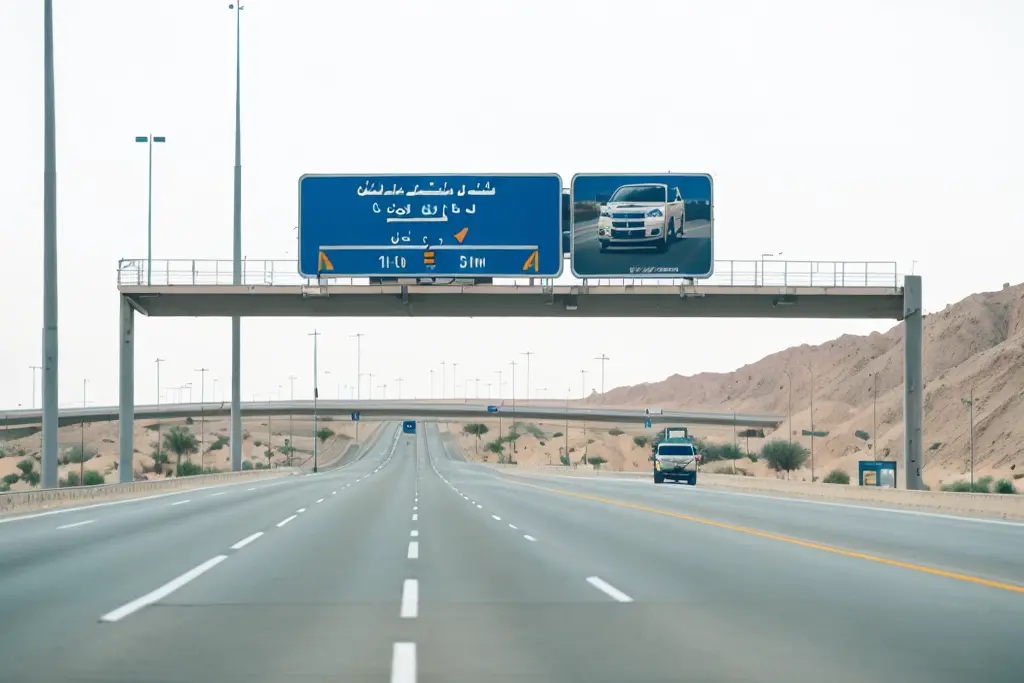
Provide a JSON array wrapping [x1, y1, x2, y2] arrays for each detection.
[[176, 461, 204, 477], [316, 427, 335, 443], [82, 470, 105, 486], [588, 456, 607, 469], [242, 460, 254, 470], [608, 428, 624, 436], [760, 440, 808, 476], [823, 469, 850, 485], [633, 436, 648, 448], [62, 445, 98, 465], [552, 432, 563, 438], [994, 479, 1016, 495], [185, 417, 194, 425]]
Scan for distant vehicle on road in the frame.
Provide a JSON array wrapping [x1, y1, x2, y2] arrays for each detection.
[[597, 183, 685, 253], [653, 437, 698, 485], [663, 426, 689, 440], [402, 420, 416, 434]]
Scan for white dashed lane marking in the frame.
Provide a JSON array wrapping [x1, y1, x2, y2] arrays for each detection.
[[277, 515, 297, 528], [586, 576, 633, 603], [230, 532, 263, 550]]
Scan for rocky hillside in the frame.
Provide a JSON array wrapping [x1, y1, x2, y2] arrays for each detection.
[[586, 282, 1024, 486]]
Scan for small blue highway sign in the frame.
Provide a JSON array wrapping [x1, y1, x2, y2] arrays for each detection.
[[486, 405, 499, 413], [350, 412, 360, 422], [299, 174, 563, 278]]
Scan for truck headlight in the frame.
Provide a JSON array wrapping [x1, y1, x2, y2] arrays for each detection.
[[600, 209, 611, 218], [646, 208, 663, 218]]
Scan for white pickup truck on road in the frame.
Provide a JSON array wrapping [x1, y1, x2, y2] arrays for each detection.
[[597, 183, 685, 253]]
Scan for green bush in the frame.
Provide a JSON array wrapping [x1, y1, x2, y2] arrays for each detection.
[[253, 439, 263, 447], [144, 423, 161, 431], [209, 435, 229, 451], [552, 432, 563, 438], [176, 461, 204, 477], [2, 473, 20, 486], [941, 480, 972, 492], [61, 444, 98, 465], [60, 471, 81, 487], [994, 479, 1016, 494], [185, 417, 194, 425], [588, 456, 607, 469], [973, 476, 994, 494], [17, 458, 36, 479], [823, 469, 850, 485], [255, 461, 267, 469], [854, 430, 870, 442], [608, 428, 624, 436], [512, 422, 545, 438], [82, 470, 105, 486], [760, 440, 809, 476], [559, 454, 570, 466], [462, 424, 489, 438], [316, 427, 335, 443], [929, 442, 942, 451], [242, 460, 254, 470], [633, 436, 648, 448]]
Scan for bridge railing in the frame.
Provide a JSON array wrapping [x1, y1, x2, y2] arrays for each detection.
[[117, 258, 901, 289]]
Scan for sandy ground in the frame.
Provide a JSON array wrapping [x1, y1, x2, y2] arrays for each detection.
[[0, 416, 379, 491]]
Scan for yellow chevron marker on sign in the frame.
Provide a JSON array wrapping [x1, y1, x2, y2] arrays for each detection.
[[454, 227, 469, 244], [318, 251, 334, 271], [522, 250, 539, 272]]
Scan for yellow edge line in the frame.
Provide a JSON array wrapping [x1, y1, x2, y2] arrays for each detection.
[[505, 477, 1024, 595]]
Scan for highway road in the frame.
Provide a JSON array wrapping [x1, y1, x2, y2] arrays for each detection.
[[1, 421, 1021, 682]]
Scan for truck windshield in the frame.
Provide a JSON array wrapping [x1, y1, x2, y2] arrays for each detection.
[[658, 444, 695, 456], [609, 185, 666, 203]]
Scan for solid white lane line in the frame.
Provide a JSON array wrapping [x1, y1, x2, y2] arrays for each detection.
[[211, 492, 227, 497], [100, 555, 227, 622], [57, 520, 94, 530], [412, 513, 418, 521], [586, 576, 634, 603], [491, 515, 501, 521], [523, 534, 537, 542], [230, 532, 264, 550], [316, 498, 324, 504], [400, 579, 419, 618], [407, 541, 419, 559], [508, 524, 517, 530], [391, 642, 416, 683], [277, 515, 298, 528], [410, 530, 419, 537], [171, 500, 191, 506]]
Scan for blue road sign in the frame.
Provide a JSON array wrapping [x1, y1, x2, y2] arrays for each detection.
[[486, 405, 499, 413], [644, 418, 652, 429], [299, 174, 563, 278], [570, 173, 714, 279], [350, 412, 360, 421]]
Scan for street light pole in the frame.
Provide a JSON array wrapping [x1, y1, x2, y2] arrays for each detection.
[[288, 374, 297, 465], [396, 377, 404, 399], [80, 379, 89, 484], [155, 358, 165, 463], [521, 351, 533, 401], [807, 362, 815, 482], [228, 1, 245, 474], [41, 0, 60, 490], [195, 368, 209, 469], [580, 369, 588, 460], [135, 134, 166, 284], [594, 354, 610, 395], [29, 365, 42, 409], [782, 369, 792, 444], [872, 372, 878, 460], [510, 361, 517, 455], [440, 361, 446, 399], [350, 333, 363, 399], [429, 369, 434, 399], [962, 387, 975, 488], [309, 330, 321, 473], [453, 363, 459, 399]]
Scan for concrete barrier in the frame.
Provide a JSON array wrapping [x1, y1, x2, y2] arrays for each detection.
[[0, 468, 299, 517], [487, 465, 1024, 520]]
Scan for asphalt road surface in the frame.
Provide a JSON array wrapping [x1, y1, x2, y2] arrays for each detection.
[[1, 421, 1022, 682], [572, 218, 712, 276]]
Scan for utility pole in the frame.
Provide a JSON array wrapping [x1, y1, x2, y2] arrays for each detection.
[[195, 367, 210, 469], [487, 382, 492, 399], [380, 383, 387, 400], [808, 362, 815, 483], [41, 0, 60, 490], [782, 369, 792, 444], [288, 374, 297, 466], [350, 333, 363, 399], [962, 387, 975, 488], [594, 354, 610, 395], [430, 369, 434, 399], [453, 362, 459, 399], [29, 365, 42, 409], [396, 377, 404, 399], [510, 361, 518, 452], [80, 379, 89, 485], [155, 358, 165, 462], [228, 1, 245, 474], [440, 361, 446, 399], [564, 386, 570, 464], [521, 351, 534, 401], [135, 134, 166, 284], [497, 370, 503, 401], [872, 372, 878, 460], [309, 330, 321, 473], [368, 372, 375, 400], [580, 370, 588, 460]]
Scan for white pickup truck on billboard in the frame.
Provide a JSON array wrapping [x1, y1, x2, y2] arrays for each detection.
[[597, 183, 685, 253]]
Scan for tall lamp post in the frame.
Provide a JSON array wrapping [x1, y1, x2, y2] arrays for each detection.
[[594, 354, 610, 395], [350, 333, 363, 399], [155, 358, 165, 462], [309, 330, 321, 473], [80, 379, 89, 484], [41, 0, 60, 490], [228, 2, 245, 473], [195, 368, 210, 469], [288, 374, 297, 465], [961, 387, 975, 489], [135, 134, 166, 284], [521, 351, 534, 401], [781, 369, 792, 443]]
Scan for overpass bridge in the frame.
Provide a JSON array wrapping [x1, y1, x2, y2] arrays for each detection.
[[0, 400, 785, 430]]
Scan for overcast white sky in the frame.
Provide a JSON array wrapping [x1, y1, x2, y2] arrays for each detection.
[[1, 0, 1021, 410]]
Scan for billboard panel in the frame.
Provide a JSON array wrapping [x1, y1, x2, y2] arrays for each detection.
[[299, 174, 563, 279], [570, 173, 714, 278]]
